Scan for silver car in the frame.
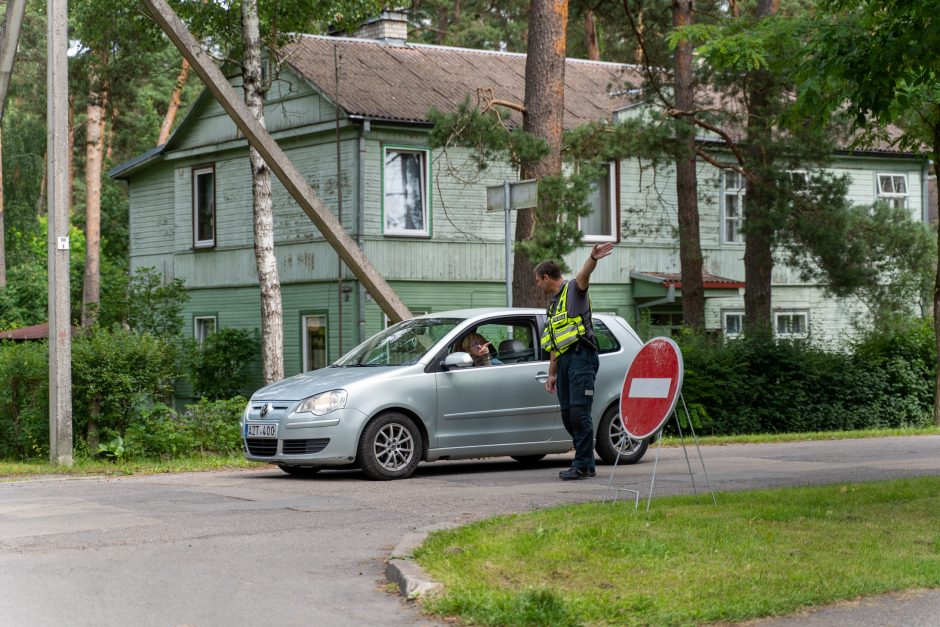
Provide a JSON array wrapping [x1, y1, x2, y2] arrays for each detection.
[[241, 308, 649, 480]]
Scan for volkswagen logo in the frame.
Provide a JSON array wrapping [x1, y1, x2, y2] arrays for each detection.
[[260, 402, 272, 418]]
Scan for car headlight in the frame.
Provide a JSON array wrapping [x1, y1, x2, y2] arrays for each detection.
[[242, 401, 252, 422], [295, 390, 347, 416]]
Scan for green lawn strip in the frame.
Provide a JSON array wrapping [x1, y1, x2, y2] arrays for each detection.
[[661, 425, 940, 447], [414, 478, 940, 626], [0, 454, 262, 480]]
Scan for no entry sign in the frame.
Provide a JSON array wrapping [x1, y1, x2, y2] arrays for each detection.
[[620, 337, 684, 439]]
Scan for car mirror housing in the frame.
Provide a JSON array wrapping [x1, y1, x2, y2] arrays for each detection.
[[443, 352, 474, 369]]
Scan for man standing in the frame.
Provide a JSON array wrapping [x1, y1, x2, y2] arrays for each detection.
[[536, 242, 614, 480]]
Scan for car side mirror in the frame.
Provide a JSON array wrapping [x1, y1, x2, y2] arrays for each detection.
[[443, 352, 474, 370]]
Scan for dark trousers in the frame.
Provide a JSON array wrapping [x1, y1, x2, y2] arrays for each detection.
[[557, 342, 599, 471]]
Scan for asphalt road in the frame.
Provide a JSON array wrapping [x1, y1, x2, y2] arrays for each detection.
[[2, 435, 939, 627]]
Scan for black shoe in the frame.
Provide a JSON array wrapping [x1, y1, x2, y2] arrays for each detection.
[[559, 467, 593, 480], [559, 467, 596, 479]]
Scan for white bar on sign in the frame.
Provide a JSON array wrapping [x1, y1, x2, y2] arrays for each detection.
[[628, 377, 672, 398]]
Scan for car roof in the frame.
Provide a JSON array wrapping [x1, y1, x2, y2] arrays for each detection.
[[413, 307, 546, 320]]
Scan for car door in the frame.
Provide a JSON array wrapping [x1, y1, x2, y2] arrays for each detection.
[[434, 316, 560, 449]]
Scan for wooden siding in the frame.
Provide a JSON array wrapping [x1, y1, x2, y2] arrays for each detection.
[[704, 286, 865, 347], [616, 154, 925, 285], [172, 72, 339, 152], [129, 164, 176, 258]]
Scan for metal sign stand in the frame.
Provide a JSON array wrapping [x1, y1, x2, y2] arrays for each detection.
[[605, 393, 715, 510]]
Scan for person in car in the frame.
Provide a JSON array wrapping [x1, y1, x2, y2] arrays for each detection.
[[460, 333, 503, 366]]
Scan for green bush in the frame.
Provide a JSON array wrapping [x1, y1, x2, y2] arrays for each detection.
[[71, 326, 182, 442], [184, 396, 246, 453], [124, 397, 245, 458], [677, 323, 936, 436], [190, 328, 259, 400], [0, 341, 49, 459]]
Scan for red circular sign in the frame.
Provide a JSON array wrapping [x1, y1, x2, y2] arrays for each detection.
[[619, 337, 683, 439]]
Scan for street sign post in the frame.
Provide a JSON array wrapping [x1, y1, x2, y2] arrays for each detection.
[[605, 336, 714, 509], [485, 179, 537, 307], [620, 337, 683, 440]]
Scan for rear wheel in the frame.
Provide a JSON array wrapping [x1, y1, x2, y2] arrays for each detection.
[[510, 454, 546, 465], [358, 413, 422, 480], [277, 464, 322, 477], [595, 406, 649, 465]]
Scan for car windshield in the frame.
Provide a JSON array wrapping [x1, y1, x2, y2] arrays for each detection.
[[334, 317, 462, 367]]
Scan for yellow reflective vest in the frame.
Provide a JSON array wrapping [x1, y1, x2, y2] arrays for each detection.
[[540, 280, 590, 355]]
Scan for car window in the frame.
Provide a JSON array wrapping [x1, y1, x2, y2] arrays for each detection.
[[594, 319, 620, 354], [335, 317, 462, 366], [467, 320, 537, 365]]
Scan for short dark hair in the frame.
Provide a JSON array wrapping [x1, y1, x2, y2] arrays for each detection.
[[534, 260, 562, 279]]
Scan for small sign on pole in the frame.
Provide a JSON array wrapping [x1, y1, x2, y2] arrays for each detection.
[[485, 179, 538, 212]]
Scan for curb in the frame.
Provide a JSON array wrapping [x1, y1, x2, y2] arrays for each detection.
[[386, 522, 459, 599]]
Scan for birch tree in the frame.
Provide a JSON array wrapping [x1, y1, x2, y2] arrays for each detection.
[[177, 0, 379, 384]]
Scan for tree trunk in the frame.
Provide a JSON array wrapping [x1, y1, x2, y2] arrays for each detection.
[[242, 0, 284, 384], [584, 9, 599, 61], [515, 0, 568, 308], [158, 59, 190, 145], [0, 129, 5, 289], [633, 5, 645, 65], [742, 0, 777, 335], [82, 75, 108, 327], [673, 0, 704, 331]]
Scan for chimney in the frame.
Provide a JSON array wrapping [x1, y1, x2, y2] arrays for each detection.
[[349, 10, 409, 44]]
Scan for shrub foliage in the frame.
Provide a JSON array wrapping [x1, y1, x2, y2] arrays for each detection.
[[678, 319, 935, 435]]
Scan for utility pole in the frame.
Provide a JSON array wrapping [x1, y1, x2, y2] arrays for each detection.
[[48, 0, 72, 465]]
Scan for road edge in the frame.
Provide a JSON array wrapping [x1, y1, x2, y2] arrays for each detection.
[[386, 522, 459, 599]]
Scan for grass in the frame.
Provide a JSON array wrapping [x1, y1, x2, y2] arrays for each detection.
[[414, 477, 940, 626], [0, 453, 261, 481], [660, 424, 940, 446]]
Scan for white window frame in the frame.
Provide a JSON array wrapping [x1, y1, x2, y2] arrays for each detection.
[[302, 314, 328, 372], [194, 316, 216, 344], [192, 165, 216, 248], [788, 170, 809, 193], [721, 169, 746, 244], [580, 161, 617, 242], [383, 147, 430, 237], [722, 310, 744, 339], [876, 173, 908, 209], [774, 310, 809, 339]]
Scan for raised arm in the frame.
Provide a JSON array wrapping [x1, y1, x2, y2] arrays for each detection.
[[575, 242, 614, 292]]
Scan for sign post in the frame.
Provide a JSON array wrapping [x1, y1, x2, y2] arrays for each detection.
[[606, 337, 714, 508], [486, 179, 537, 307]]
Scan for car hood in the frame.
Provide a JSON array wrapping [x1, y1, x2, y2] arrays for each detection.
[[250, 366, 401, 401]]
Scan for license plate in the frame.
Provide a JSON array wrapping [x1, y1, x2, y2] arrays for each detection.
[[245, 422, 278, 438]]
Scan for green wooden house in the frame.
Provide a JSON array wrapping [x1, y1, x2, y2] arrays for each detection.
[[111, 13, 930, 399]]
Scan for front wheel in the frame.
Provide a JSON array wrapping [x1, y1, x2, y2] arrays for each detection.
[[357, 413, 422, 480], [595, 406, 649, 465]]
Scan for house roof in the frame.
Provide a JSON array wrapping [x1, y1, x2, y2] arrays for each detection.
[[281, 35, 645, 128], [0, 322, 78, 341], [632, 271, 745, 290]]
